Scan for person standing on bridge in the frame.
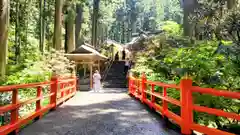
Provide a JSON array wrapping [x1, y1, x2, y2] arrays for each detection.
[[115, 52, 119, 61], [122, 48, 126, 60], [93, 70, 101, 92], [124, 58, 130, 75]]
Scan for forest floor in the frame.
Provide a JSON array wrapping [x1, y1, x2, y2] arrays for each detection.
[[19, 88, 179, 135]]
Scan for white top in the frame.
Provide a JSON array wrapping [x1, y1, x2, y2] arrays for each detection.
[[125, 60, 130, 66], [93, 73, 101, 83]]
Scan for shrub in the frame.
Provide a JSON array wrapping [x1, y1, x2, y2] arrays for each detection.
[[131, 21, 240, 132], [0, 49, 75, 125]]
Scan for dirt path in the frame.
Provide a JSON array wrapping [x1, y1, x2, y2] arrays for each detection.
[[20, 88, 179, 135]]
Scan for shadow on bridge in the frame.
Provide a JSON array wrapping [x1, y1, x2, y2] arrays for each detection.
[[19, 91, 180, 135]]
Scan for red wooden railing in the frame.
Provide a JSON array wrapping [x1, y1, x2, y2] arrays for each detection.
[[0, 76, 77, 135], [128, 73, 240, 135]]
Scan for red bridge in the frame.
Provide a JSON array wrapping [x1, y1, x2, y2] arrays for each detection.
[[0, 75, 239, 135]]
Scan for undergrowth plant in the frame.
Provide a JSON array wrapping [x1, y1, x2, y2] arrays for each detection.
[[131, 21, 240, 132]]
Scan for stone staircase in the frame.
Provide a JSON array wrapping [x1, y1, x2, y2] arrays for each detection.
[[103, 61, 127, 88]]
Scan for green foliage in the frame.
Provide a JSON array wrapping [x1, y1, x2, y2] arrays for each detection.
[[0, 0, 78, 126], [131, 21, 240, 132], [106, 0, 183, 43], [161, 21, 183, 36], [0, 49, 74, 125], [4, 50, 75, 86]]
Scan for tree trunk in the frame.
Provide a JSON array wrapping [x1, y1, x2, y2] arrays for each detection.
[[39, 0, 43, 52], [183, 9, 192, 36], [67, 5, 76, 53], [47, 0, 51, 51], [75, 3, 83, 47], [65, 19, 68, 53], [227, 0, 235, 9], [117, 21, 121, 42], [0, 0, 9, 79], [53, 0, 63, 50], [91, 0, 100, 48], [25, 0, 29, 41], [131, 21, 137, 34], [15, 0, 20, 63], [121, 21, 125, 43], [105, 25, 108, 41], [127, 17, 131, 42], [96, 22, 101, 47], [183, 0, 196, 37], [42, 0, 46, 52]]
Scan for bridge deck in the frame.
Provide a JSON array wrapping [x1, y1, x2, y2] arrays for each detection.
[[20, 88, 179, 135]]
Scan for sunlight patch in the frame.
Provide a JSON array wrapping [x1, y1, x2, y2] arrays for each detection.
[[121, 111, 138, 116], [98, 109, 119, 114]]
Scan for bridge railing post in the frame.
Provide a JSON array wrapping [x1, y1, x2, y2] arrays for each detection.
[[77, 77, 80, 91], [162, 87, 168, 117], [133, 79, 136, 95], [141, 72, 147, 102], [128, 75, 132, 95], [10, 89, 19, 134], [73, 76, 77, 93], [151, 84, 155, 108], [50, 75, 58, 110], [180, 79, 193, 135], [35, 86, 43, 120]]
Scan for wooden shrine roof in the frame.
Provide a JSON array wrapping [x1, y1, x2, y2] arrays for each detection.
[[65, 44, 108, 61]]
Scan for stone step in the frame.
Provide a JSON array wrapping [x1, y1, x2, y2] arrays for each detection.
[[105, 78, 126, 81], [103, 81, 127, 84], [103, 84, 127, 88], [107, 72, 125, 75], [113, 61, 125, 64], [102, 61, 128, 88], [105, 75, 126, 78], [108, 70, 125, 73], [103, 80, 127, 83]]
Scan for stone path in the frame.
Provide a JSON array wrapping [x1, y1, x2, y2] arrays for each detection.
[[20, 88, 180, 135]]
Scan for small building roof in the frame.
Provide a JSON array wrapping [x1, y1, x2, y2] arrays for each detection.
[[70, 43, 96, 54], [65, 44, 108, 61]]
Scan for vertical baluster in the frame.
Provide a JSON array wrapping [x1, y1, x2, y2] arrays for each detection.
[[61, 83, 64, 98], [69, 80, 72, 95], [180, 79, 193, 134], [137, 80, 139, 98], [133, 79, 137, 97], [151, 84, 155, 109], [128, 77, 131, 94], [67, 82, 70, 95], [69, 80, 72, 94], [135, 79, 137, 96], [135, 80, 137, 96], [134, 79, 136, 95], [50, 76, 58, 110], [141, 73, 147, 103], [138, 79, 141, 98], [130, 78, 133, 94], [35, 86, 43, 120], [77, 77, 80, 91], [162, 87, 168, 117], [64, 82, 67, 96], [73, 77, 77, 93], [11, 89, 18, 124], [132, 79, 135, 95], [10, 89, 19, 134]]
